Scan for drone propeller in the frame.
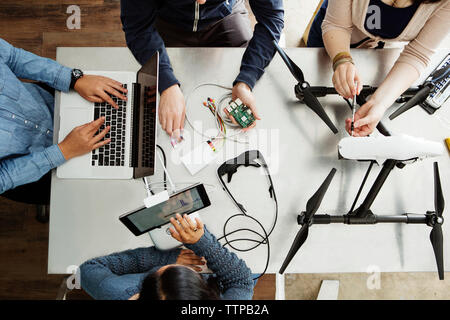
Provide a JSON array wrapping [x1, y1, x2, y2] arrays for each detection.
[[273, 40, 305, 83], [273, 41, 339, 134], [279, 168, 337, 274], [389, 84, 432, 120], [302, 88, 339, 134], [430, 162, 445, 280]]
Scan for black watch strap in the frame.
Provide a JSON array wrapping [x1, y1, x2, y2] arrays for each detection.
[[70, 69, 84, 89]]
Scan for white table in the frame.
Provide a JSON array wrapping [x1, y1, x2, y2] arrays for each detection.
[[49, 47, 450, 275]]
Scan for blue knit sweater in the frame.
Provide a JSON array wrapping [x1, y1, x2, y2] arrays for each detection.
[[79, 227, 255, 300]]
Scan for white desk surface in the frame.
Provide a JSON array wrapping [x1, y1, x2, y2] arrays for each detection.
[[49, 47, 450, 275]]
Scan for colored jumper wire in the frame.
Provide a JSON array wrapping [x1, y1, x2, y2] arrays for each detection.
[[203, 97, 227, 135]]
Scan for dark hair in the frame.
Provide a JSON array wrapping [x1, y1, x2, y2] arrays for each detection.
[[138, 265, 220, 300]]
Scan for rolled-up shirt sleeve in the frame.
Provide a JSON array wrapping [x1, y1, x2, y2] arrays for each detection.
[[321, 0, 354, 37], [0, 144, 66, 194], [396, 2, 450, 74]]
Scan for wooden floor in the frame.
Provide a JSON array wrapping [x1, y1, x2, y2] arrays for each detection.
[[0, 0, 274, 300]]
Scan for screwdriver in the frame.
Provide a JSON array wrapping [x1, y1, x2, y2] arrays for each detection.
[[351, 81, 358, 137]]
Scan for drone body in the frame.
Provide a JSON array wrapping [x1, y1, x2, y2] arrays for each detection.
[[338, 135, 444, 163]]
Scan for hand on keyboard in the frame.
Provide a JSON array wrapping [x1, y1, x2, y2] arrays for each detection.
[[58, 117, 111, 160], [74, 75, 128, 109]]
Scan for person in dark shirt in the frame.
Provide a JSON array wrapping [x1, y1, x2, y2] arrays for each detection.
[[120, 0, 284, 135]]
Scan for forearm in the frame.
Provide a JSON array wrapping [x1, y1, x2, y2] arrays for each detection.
[[120, 0, 179, 93], [0, 39, 71, 92], [186, 228, 253, 291], [235, 0, 284, 89], [323, 29, 352, 61], [370, 62, 420, 110], [0, 145, 65, 194], [82, 247, 180, 276]]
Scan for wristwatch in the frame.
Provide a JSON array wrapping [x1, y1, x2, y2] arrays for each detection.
[[69, 68, 84, 89]]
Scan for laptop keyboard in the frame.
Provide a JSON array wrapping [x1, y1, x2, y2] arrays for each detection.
[[142, 86, 156, 168], [91, 84, 127, 167]]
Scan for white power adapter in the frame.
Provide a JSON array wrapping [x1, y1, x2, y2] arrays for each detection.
[[143, 190, 169, 208]]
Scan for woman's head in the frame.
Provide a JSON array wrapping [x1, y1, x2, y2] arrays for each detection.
[[139, 265, 220, 300]]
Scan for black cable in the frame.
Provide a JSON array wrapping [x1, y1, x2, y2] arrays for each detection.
[[156, 145, 167, 191], [217, 158, 278, 281]]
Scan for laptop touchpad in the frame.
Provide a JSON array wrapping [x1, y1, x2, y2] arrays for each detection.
[[59, 108, 91, 142]]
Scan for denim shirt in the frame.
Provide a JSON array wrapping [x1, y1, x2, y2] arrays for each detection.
[[0, 38, 71, 193], [80, 227, 255, 300]]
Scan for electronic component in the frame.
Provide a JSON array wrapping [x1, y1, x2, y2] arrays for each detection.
[[119, 183, 210, 236], [226, 98, 255, 128], [421, 53, 450, 113]]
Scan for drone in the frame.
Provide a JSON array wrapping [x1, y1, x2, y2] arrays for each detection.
[[272, 41, 449, 133], [279, 135, 446, 279], [272, 42, 447, 279]]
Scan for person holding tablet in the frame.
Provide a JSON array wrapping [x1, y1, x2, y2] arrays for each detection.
[[306, 0, 450, 137], [79, 214, 255, 300]]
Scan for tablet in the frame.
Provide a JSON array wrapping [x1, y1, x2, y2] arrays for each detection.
[[119, 183, 211, 236]]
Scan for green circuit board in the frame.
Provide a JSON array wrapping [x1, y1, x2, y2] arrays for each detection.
[[226, 99, 255, 128]]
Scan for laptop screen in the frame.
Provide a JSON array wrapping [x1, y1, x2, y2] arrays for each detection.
[[132, 51, 159, 178]]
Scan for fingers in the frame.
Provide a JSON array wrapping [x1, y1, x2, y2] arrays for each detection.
[[92, 126, 110, 143], [332, 73, 345, 97], [88, 116, 105, 132], [169, 227, 182, 242], [355, 73, 363, 95], [339, 69, 352, 99], [242, 121, 256, 132], [93, 137, 111, 150], [247, 103, 261, 120], [354, 113, 373, 129], [346, 67, 356, 96], [99, 91, 118, 109], [107, 81, 128, 94], [165, 119, 173, 136], [160, 113, 167, 133], [177, 213, 191, 231], [170, 216, 187, 238], [223, 108, 239, 126], [184, 214, 196, 230], [172, 115, 182, 137], [180, 110, 186, 131], [104, 86, 127, 102]]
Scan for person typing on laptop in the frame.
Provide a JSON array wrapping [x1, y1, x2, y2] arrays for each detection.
[[0, 38, 127, 206]]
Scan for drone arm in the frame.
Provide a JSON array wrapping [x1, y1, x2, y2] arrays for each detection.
[[310, 214, 428, 225]]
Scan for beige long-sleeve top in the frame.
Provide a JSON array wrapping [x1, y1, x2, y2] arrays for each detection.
[[322, 0, 450, 74]]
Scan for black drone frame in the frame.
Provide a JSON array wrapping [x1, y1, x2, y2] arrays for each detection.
[[272, 40, 447, 132], [279, 159, 445, 280], [273, 42, 446, 279]]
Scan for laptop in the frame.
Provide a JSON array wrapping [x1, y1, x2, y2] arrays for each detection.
[[56, 52, 159, 179]]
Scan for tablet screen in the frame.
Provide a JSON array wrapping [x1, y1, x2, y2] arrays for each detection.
[[124, 184, 209, 234]]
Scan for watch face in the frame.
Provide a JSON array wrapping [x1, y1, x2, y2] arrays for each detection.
[[72, 69, 83, 78]]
